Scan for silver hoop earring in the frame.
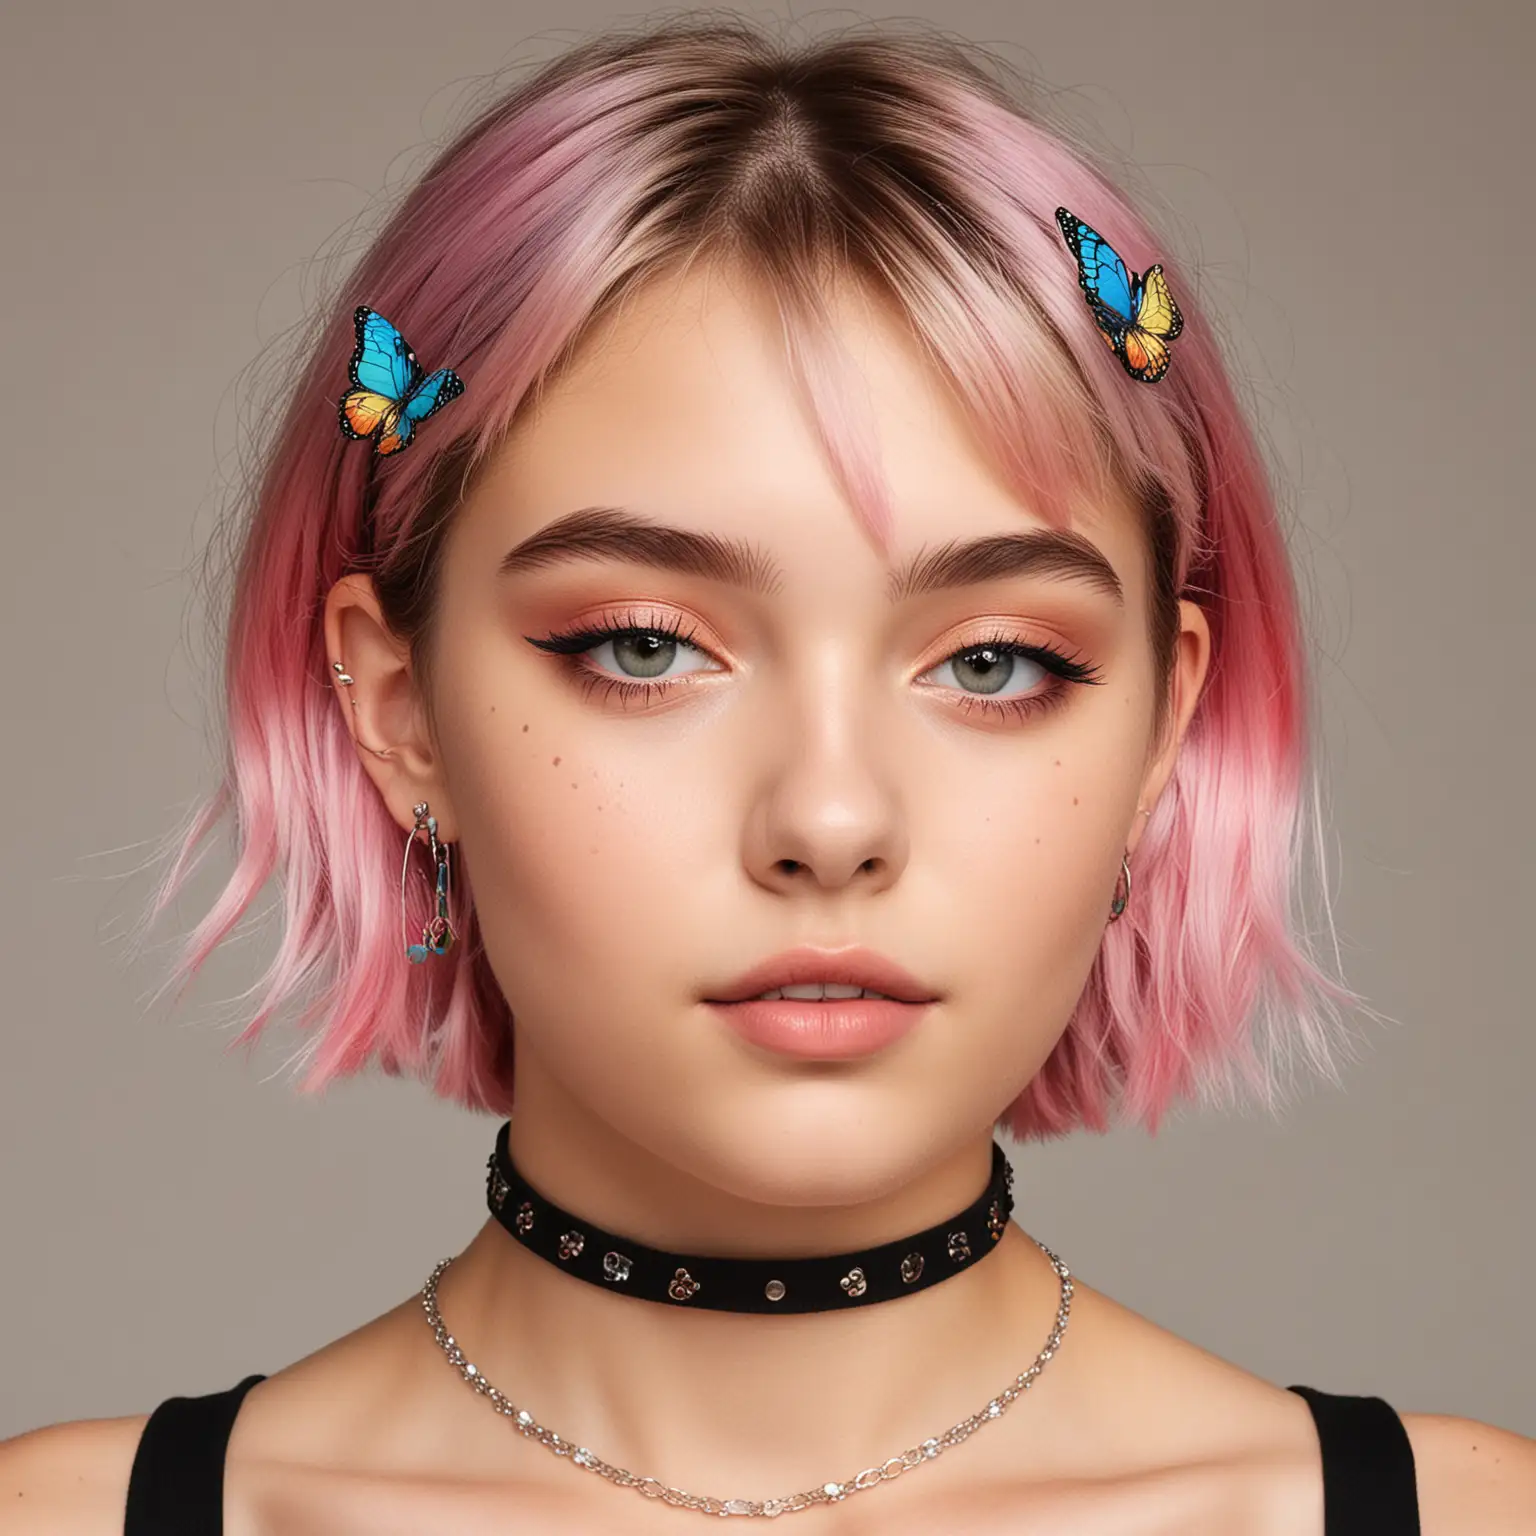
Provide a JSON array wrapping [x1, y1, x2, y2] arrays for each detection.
[[402, 801, 457, 963], [1108, 853, 1132, 922]]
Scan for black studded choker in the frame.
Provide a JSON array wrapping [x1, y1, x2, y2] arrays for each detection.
[[484, 1121, 1015, 1314]]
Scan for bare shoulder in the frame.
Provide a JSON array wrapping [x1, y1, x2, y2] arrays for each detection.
[[1034, 1275, 1528, 1535], [1401, 1411, 1536, 1536], [0, 1296, 426, 1536], [0, 1415, 148, 1535]]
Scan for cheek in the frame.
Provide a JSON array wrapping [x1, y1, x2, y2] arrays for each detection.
[[926, 728, 1143, 1034], [434, 677, 724, 1026]]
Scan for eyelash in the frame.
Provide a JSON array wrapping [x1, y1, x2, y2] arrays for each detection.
[[525, 606, 1106, 722]]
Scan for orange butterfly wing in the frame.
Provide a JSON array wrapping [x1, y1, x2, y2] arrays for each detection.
[[341, 388, 401, 442], [1120, 328, 1173, 383]]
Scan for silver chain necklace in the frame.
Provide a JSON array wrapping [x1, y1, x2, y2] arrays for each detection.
[[420, 1236, 1073, 1519]]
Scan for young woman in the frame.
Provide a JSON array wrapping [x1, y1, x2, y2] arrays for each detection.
[[4, 17, 1531, 1534]]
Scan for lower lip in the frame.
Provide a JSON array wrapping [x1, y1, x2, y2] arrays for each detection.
[[704, 997, 932, 1059]]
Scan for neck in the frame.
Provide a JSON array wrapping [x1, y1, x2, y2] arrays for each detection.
[[427, 1082, 1071, 1494]]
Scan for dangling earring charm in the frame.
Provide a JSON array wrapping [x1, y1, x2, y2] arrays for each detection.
[[401, 801, 457, 963], [1107, 852, 1132, 921]]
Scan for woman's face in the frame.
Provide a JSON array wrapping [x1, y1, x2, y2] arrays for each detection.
[[338, 260, 1207, 1205]]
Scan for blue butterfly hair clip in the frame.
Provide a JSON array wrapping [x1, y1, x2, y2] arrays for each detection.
[[337, 305, 466, 456], [1054, 208, 1184, 384]]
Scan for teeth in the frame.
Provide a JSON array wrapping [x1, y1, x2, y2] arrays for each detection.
[[750, 983, 895, 1001]]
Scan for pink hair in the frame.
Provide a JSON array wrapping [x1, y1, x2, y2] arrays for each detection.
[[140, 18, 1369, 1140]]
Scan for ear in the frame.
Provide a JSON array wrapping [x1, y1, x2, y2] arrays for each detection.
[[1129, 597, 1211, 855], [321, 573, 460, 841]]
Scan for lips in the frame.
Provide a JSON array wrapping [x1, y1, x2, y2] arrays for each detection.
[[704, 945, 940, 1006]]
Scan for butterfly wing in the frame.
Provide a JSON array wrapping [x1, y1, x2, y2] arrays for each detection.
[[378, 369, 466, 454], [1133, 265, 1183, 342], [402, 367, 466, 424], [1054, 208, 1137, 327], [1117, 327, 1174, 384], [375, 409, 414, 456], [348, 306, 422, 401], [339, 388, 401, 442]]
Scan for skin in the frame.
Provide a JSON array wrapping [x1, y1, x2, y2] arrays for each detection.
[[4, 260, 1533, 1533]]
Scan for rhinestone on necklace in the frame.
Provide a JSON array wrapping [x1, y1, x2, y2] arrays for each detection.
[[420, 1237, 1073, 1518]]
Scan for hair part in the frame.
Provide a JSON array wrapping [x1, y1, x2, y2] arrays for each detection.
[[141, 15, 1370, 1139]]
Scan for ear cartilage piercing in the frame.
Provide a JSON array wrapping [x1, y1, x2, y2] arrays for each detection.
[[401, 800, 457, 963], [332, 659, 394, 757]]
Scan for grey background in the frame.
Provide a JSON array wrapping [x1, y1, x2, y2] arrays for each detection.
[[2, 1, 1531, 1438]]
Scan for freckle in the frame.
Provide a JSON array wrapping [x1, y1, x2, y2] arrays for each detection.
[[522, 724, 529, 733], [1053, 759, 1061, 767], [571, 781, 578, 788], [553, 756, 561, 766], [1034, 837, 1041, 844], [1072, 797, 1078, 805]]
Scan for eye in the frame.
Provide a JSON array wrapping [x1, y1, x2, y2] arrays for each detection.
[[916, 635, 1105, 723], [524, 608, 722, 706], [569, 626, 716, 684]]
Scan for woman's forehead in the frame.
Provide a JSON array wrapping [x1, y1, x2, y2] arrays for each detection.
[[481, 261, 1143, 589]]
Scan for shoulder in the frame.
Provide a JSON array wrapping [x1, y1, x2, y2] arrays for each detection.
[[0, 1415, 148, 1534], [1047, 1277, 1536, 1532], [1401, 1411, 1536, 1536]]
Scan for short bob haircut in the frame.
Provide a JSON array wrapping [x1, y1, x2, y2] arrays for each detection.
[[145, 16, 1367, 1141]]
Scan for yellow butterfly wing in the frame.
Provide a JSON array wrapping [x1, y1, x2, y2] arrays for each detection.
[[1134, 265, 1183, 341]]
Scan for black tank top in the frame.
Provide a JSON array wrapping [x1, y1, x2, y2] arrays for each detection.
[[122, 1377, 1420, 1533]]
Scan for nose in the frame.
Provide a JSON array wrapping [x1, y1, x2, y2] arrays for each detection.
[[739, 672, 909, 896]]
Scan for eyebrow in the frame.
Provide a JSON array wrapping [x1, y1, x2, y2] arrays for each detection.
[[498, 505, 1124, 607]]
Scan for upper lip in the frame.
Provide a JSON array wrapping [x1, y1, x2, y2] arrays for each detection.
[[704, 946, 940, 1004]]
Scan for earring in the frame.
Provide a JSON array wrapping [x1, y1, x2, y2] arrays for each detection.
[[401, 801, 457, 963], [1108, 807, 1152, 922], [1107, 853, 1132, 921], [331, 660, 393, 760]]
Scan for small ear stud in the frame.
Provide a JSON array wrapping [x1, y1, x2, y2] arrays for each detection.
[[332, 661, 355, 686]]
